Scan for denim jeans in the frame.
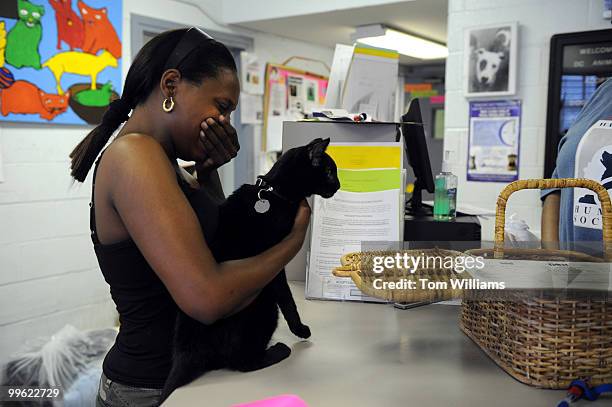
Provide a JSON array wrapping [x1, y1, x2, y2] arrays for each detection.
[[95, 371, 163, 407]]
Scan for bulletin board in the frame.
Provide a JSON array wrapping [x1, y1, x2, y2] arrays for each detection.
[[262, 62, 328, 151], [0, 0, 122, 126]]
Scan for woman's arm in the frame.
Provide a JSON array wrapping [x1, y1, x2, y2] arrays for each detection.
[[541, 191, 560, 250], [106, 135, 309, 324]]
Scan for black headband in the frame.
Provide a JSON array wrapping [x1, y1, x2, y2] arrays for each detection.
[[164, 27, 214, 71]]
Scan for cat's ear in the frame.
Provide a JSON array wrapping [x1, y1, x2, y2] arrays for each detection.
[[307, 138, 323, 147], [102, 8, 107, 14], [308, 138, 330, 167]]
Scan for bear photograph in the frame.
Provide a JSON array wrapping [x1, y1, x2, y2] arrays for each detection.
[[464, 22, 517, 97]]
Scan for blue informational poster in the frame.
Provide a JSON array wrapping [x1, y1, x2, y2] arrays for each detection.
[[0, 0, 122, 126], [467, 100, 521, 182]]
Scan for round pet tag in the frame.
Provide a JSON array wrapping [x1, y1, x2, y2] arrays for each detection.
[[254, 199, 270, 213]]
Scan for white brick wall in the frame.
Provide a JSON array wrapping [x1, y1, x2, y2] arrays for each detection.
[[444, 0, 610, 240], [0, 122, 115, 368], [0, 0, 333, 371]]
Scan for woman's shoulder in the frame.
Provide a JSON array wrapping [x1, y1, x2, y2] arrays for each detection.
[[102, 134, 171, 173], [94, 133, 181, 201], [107, 133, 164, 156]]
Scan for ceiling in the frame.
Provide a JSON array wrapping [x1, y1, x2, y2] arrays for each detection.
[[231, 0, 449, 65]]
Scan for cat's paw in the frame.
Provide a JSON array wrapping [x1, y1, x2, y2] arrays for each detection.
[[290, 323, 311, 339], [269, 342, 292, 360]]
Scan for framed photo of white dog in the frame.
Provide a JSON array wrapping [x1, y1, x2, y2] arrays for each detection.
[[464, 22, 518, 98]]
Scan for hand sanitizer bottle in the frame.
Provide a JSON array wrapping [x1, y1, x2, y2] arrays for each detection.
[[433, 151, 457, 221]]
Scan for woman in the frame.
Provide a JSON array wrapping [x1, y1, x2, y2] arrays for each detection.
[[541, 77, 612, 254], [68, 28, 311, 407]]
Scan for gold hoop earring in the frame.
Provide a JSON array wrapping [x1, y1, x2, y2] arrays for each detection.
[[162, 96, 175, 113]]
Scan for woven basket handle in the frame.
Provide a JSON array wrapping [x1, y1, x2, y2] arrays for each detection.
[[494, 178, 612, 260], [332, 267, 352, 278]]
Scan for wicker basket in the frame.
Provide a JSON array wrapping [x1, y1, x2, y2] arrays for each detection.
[[332, 248, 467, 303], [461, 178, 612, 389]]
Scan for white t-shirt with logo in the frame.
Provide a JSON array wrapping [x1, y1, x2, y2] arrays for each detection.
[[573, 121, 612, 232]]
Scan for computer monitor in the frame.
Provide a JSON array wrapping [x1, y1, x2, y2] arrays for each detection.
[[402, 98, 435, 215]]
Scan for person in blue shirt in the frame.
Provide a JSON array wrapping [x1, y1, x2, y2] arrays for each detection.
[[541, 77, 612, 254]]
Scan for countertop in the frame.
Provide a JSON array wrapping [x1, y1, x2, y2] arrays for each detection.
[[164, 282, 610, 407]]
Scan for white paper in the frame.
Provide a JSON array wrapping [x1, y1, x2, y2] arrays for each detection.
[[240, 93, 263, 124], [306, 189, 400, 301], [265, 116, 284, 152], [269, 82, 286, 117], [287, 76, 304, 114], [265, 82, 288, 151], [341, 48, 399, 122], [325, 44, 355, 109], [240, 51, 264, 95]]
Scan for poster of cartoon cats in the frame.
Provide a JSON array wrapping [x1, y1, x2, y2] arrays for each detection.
[[1, 80, 69, 120], [0, 0, 122, 125], [48, 0, 84, 51]]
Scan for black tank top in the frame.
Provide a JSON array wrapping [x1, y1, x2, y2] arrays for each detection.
[[90, 150, 224, 388]]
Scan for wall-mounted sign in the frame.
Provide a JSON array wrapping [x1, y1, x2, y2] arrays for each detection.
[[562, 42, 612, 74], [467, 100, 521, 183]]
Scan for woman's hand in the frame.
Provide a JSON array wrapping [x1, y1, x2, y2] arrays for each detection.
[[197, 115, 240, 174], [288, 199, 312, 246]]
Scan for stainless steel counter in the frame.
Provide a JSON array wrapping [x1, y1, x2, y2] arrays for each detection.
[[164, 283, 609, 406]]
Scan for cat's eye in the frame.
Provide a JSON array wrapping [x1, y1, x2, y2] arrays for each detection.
[[32, 12, 41, 19], [19, 9, 27, 15], [95, 14, 101, 20]]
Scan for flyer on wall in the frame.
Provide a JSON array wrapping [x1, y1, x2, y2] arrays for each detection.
[[467, 100, 521, 182]]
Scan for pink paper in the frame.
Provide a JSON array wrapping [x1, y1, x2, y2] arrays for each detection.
[[430, 95, 445, 104], [232, 394, 308, 407]]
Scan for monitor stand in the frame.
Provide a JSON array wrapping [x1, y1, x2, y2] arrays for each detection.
[[405, 180, 433, 217]]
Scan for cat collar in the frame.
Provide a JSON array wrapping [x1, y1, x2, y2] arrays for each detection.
[[255, 176, 296, 204]]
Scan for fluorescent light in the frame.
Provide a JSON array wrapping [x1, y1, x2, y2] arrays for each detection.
[[352, 25, 448, 60]]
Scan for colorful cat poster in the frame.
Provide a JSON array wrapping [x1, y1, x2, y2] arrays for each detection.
[[0, 0, 122, 125]]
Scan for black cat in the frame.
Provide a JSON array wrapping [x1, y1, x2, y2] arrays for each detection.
[[161, 138, 340, 401]]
